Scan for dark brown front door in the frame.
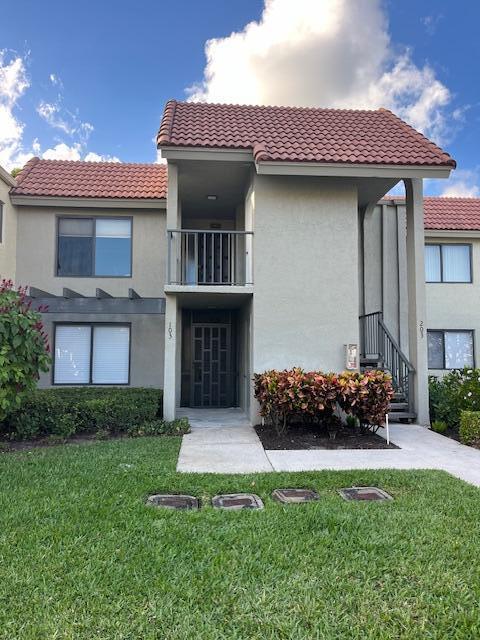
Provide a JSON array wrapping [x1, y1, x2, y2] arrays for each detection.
[[191, 323, 231, 407]]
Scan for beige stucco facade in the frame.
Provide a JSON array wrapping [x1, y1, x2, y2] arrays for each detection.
[[15, 205, 166, 296], [0, 169, 17, 282]]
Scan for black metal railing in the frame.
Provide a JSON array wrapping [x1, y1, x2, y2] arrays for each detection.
[[359, 311, 415, 413], [167, 229, 253, 286]]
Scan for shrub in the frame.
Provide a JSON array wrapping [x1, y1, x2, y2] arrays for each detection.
[[254, 368, 393, 433], [459, 411, 480, 446], [429, 368, 480, 430], [2, 388, 163, 441], [0, 280, 51, 421], [431, 420, 448, 434], [128, 417, 190, 438]]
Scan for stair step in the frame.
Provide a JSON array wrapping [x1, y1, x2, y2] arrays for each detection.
[[388, 411, 417, 422], [389, 402, 409, 411], [360, 357, 381, 366]]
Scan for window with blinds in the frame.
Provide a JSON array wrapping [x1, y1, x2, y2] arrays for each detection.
[[57, 217, 132, 277], [425, 244, 472, 283], [427, 330, 474, 369], [54, 324, 130, 384]]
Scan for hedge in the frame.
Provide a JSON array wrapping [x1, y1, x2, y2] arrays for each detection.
[[253, 368, 393, 434], [1, 387, 164, 440], [459, 411, 480, 446]]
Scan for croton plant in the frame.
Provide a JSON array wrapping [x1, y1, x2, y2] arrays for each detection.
[[253, 367, 393, 434]]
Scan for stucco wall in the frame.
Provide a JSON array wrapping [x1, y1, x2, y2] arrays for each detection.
[[0, 179, 17, 282], [425, 234, 480, 375], [15, 206, 166, 296], [251, 174, 359, 378], [38, 312, 165, 388]]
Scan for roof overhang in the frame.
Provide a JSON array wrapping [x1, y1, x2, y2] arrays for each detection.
[[10, 195, 167, 209], [425, 229, 480, 238], [255, 161, 452, 179], [159, 146, 452, 179]]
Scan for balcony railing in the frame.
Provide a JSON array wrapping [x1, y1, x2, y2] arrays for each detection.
[[167, 229, 253, 286]]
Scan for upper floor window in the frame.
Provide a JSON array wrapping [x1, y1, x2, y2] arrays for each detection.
[[57, 217, 132, 277], [425, 243, 471, 283], [427, 329, 474, 369]]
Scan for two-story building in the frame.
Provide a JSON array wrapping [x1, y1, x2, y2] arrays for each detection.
[[1, 100, 462, 428]]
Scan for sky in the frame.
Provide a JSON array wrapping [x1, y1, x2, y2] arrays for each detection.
[[0, 0, 479, 196]]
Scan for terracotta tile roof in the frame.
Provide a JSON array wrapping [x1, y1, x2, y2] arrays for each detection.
[[11, 158, 167, 200], [423, 197, 480, 231], [157, 100, 456, 168]]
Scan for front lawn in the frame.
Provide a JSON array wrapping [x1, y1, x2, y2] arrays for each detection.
[[1, 438, 480, 639]]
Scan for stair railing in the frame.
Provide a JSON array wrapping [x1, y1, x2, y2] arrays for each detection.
[[359, 312, 415, 415]]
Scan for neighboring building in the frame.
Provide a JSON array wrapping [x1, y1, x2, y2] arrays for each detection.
[[0, 164, 17, 282], [367, 197, 480, 378], [4, 101, 462, 427]]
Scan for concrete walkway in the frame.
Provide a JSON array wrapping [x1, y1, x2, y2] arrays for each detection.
[[177, 410, 480, 487], [177, 409, 273, 473]]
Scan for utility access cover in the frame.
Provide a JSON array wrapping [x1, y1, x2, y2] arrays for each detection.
[[338, 487, 393, 501], [272, 488, 320, 504], [146, 494, 199, 510], [212, 494, 264, 510]]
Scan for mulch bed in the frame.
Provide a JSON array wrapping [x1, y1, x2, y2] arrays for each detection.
[[255, 423, 399, 450]]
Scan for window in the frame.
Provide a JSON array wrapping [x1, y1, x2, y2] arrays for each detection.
[[425, 244, 471, 283], [427, 330, 474, 369], [57, 217, 132, 277], [54, 324, 130, 384]]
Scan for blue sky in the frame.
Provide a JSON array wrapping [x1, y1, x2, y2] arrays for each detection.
[[1, 0, 479, 195]]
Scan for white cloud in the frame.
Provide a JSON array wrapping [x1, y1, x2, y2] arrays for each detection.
[[438, 169, 480, 198], [37, 100, 94, 140], [41, 142, 82, 160], [0, 51, 30, 169], [187, 0, 457, 144], [84, 151, 120, 162]]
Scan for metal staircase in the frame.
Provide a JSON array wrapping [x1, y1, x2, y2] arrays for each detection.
[[359, 312, 416, 422]]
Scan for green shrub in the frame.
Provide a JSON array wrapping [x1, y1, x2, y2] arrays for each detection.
[[128, 417, 190, 438], [253, 368, 393, 433], [459, 411, 480, 446], [431, 420, 447, 434], [2, 388, 163, 441], [429, 368, 480, 430], [0, 280, 51, 421]]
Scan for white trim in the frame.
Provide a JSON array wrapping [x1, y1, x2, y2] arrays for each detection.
[[425, 229, 480, 239], [0, 165, 16, 187], [161, 147, 254, 162], [10, 195, 166, 209], [164, 284, 254, 295], [255, 161, 452, 178]]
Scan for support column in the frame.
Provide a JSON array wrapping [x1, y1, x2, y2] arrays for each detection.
[[163, 294, 178, 420], [163, 161, 180, 421], [404, 178, 429, 426]]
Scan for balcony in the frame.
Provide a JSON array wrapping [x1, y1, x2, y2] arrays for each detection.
[[167, 230, 253, 288]]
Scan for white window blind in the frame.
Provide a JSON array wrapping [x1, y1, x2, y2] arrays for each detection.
[[425, 245, 441, 282], [95, 219, 131, 238], [54, 326, 91, 383], [442, 245, 471, 282], [445, 331, 474, 369], [92, 326, 130, 384]]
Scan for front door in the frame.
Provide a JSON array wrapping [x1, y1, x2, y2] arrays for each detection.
[[191, 323, 232, 407]]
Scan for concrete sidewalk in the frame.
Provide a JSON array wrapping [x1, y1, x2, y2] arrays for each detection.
[[177, 410, 480, 487]]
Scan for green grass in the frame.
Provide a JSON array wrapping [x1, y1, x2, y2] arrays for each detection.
[[1, 438, 480, 639]]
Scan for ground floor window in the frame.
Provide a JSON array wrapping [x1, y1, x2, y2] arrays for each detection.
[[54, 324, 130, 384], [427, 330, 474, 369]]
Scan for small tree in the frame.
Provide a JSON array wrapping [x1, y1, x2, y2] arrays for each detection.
[[0, 279, 51, 421]]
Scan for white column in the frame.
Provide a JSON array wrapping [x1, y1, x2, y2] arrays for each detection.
[[163, 162, 180, 421], [163, 294, 178, 420], [404, 178, 429, 426]]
